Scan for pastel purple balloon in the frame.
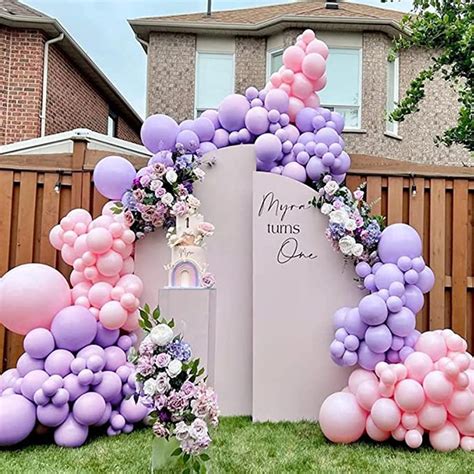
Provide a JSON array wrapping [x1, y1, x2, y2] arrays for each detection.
[[335, 328, 348, 342], [268, 109, 280, 124], [255, 133, 282, 163], [298, 132, 315, 145], [245, 86, 259, 100], [17, 352, 44, 376], [397, 256, 412, 271], [70, 358, 86, 375], [200, 109, 220, 129], [411, 256, 425, 272], [282, 124, 300, 144], [218, 94, 250, 131], [356, 262, 371, 278], [176, 129, 200, 152], [245, 106, 269, 135], [404, 269, 419, 285], [358, 294, 388, 326], [344, 308, 368, 339], [0, 368, 19, 393], [377, 223, 422, 264], [0, 394, 36, 446], [282, 162, 306, 183], [342, 350, 358, 366], [119, 397, 148, 424], [332, 174, 346, 185], [306, 157, 328, 181], [331, 151, 350, 174], [33, 388, 49, 406], [357, 341, 386, 371], [399, 346, 414, 362], [363, 274, 377, 292], [199, 141, 217, 154], [52, 388, 70, 406], [330, 340, 345, 358], [51, 306, 97, 352], [179, 119, 194, 131], [333, 307, 349, 329], [93, 371, 122, 402], [24, 328, 55, 359], [38, 403, 69, 427], [78, 369, 94, 386], [330, 112, 345, 134], [391, 336, 404, 351], [42, 375, 63, 397], [117, 336, 132, 352], [104, 346, 127, 372], [45, 349, 74, 377], [296, 151, 310, 165], [95, 402, 112, 426], [374, 263, 405, 290], [404, 329, 420, 347], [389, 281, 405, 297], [344, 334, 360, 351], [386, 296, 403, 313], [63, 374, 88, 401], [193, 117, 215, 142], [212, 128, 230, 148], [20, 369, 49, 401], [54, 414, 89, 448], [329, 143, 342, 157], [140, 114, 179, 153], [404, 285, 425, 313], [87, 355, 105, 372], [73, 392, 106, 426], [264, 89, 289, 113], [378, 289, 390, 301], [148, 150, 174, 167], [387, 350, 401, 363], [365, 324, 392, 354], [416, 266, 435, 293], [93, 323, 120, 348], [386, 307, 416, 337], [93, 156, 137, 200], [77, 344, 105, 360], [314, 126, 339, 146], [312, 115, 326, 131], [295, 107, 318, 132]]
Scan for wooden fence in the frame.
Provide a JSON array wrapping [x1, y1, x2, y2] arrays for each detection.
[[0, 144, 473, 370]]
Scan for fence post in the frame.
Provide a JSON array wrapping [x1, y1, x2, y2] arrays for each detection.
[[71, 139, 87, 209]]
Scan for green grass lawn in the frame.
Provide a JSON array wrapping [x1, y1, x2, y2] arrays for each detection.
[[0, 417, 472, 473]]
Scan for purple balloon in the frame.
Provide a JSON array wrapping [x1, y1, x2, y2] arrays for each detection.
[[42, 375, 63, 397], [330, 340, 345, 358], [389, 281, 405, 297], [200, 109, 220, 129], [93, 156, 137, 200], [245, 106, 269, 135], [333, 307, 349, 329], [330, 112, 345, 134], [179, 119, 195, 132], [314, 126, 339, 146], [63, 374, 89, 402], [365, 324, 392, 353], [377, 224, 422, 264], [0, 368, 19, 393], [193, 118, 216, 142], [282, 124, 300, 144], [218, 94, 250, 131], [268, 109, 280, 124], [404, 329, 420, 347], [355, 262, 371, 278], [404, 285, 425, 313], [24, 328, 55, 359], [77, 344, 105, 360], [386, 296, 403, 313], [38, 403, 69, 427], [335, 328, 348, 342], [256, 159, 276, 171], [387, 349, 401, 363], [73, 392, 106, 426], [386, 307, 416, 337], [404, 269, 419, 285], [20, 369, 49, 401], [119, 397, 148, 424], [93, 371, 122, 402], [0, 394, 36, 446], [245, 86, 259, 100], [17, 352, 44, 376], [399, 346, 415, 362], [264, 89, 289, 113], [45, 349, 74, 377], [342, 350, 358, 366], [306, 157, 328, 181], [71, 358, 86, 375], [358, 294, 388, 326], [344, 308, 368, 339], [357, 341, 386, 371], [255, 133, 282, 163], [199, 141, 217, 154], [52, 388, 70, 406], [298, 132, 315, 145], [295, 107, 318, 132], [411, 256, 425, 272], [330, 151, 351, 175], [176, 129, 200, 152], [140, 114, 179, 153], [212, 128, 230, 148], [282, 162, 306, 183], [344, 334, 360, 351], [78, 369, 94, 386], [51, 306, 97, 352], [104, 347, 126, 372], [93, 323, 119, 348], [363, 274, 377, 292], [54, 414, 89, 448], [148, 150, 174, 167], [374, 263, 405, 290], [391, 335, 404, 351], [416, 266, 435, 293], [315, 144, 327, 158], [95, 402, 112, 426]]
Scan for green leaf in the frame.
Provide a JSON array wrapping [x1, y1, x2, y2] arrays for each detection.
[[200, 453, 210, 461], [152, 306, 161, 321], [171, 447, 182, 457], [144, 303, 151, 314]]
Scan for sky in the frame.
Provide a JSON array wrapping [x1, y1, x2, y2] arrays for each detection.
[[24, 0, 414, 118]]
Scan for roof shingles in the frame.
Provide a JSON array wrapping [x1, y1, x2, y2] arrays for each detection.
[[0, 0, 46, 18]]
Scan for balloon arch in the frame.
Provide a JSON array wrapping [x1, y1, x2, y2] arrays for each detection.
[[0, 29, 473, 452]]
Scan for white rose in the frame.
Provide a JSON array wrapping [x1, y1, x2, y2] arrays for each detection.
[[161, 193, 174, 206], [194, 168, 205, 180], [149, 324, 174, 346], [352, 243, 364, 257], [339, 236, 356, 255], [143, 379, 157, 397], [150, 179, 163, 191], [320, 203, 333, 215], [165, 169, 178, 184], [345, 219, 356, 231], [329, 210, 348, 225], [167, 359, 182, 378], [187, 195, 200, 209], [324, 180, 339, 195]]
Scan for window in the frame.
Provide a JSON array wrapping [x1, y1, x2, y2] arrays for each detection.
[[267, 48, 283, 79], [195, 52, 234, 116], [107, 110, 118, 137], [318, 48, 362, 129], [386, 56, 399, 135]]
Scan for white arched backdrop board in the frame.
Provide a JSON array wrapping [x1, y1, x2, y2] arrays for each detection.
[[135, 145, 362, 420]]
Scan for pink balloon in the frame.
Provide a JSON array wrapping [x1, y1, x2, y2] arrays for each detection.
[[287, 97, 304, 122], [446, 389, 474, 418], [415, 331, 447, 361], [270, 73, 282, 87], [371, 398, 401, 432], [0, 264, 71, 335], [116, 275, 143, 297], [319, 392, 367, 443], [302, 53, 325, 80], [451, 412, 474, 436], [96, 250, 123, 277], [89, 215, 114, 230], [423, 370, 453, 403], [391, 424, 407, 441], [394, 379, 425, 413], [73, 234, 88, 257], [355, 380, 380, 411], [67, 209, 92, 225], [461, 436, 474, 451], [418, 401, 447, 430], [99, 301, 128, 330], [49, 225, 64, 250], [282, 45, 305, 72], [312, 74, 327, 92], [348, 369, 377, 394], [304, 93, 320, 109], [366, 415, 390, 441], [86, 228, 113, 254], [61, 245, 76, 265], [306, 39, 329, 59], [404, 351, 434, 383], [429, 421, 460, 452], [281, 69, 294, 84], [70, 270, 86, 286], [401, 412, 418, 430], [120, 257, 135, 275], [88, 282, 113, 308], [405, 429, 423, 448], [291, 73, 313, 100], [301, 29, 316, 44], [122, 229, 135, 245], [71, 282, 92, 302], [122, 311, 139, 332]]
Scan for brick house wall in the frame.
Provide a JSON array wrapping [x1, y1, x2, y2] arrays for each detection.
[[234, 36, 266, 95], [0, 26, 140, 145]]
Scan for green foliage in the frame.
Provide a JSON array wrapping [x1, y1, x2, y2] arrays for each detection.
[[383, 0, 474, 152]]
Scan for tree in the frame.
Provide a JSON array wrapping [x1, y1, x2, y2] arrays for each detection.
[[383, 0, 473, 152]]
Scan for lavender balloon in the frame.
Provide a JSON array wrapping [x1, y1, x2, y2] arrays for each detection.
[[0, 395, 36, 446], [140, 114, 179, 153], [93, 156, 136, 200]]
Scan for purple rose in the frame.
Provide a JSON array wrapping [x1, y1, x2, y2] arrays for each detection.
[[155, 353, 171, 368]]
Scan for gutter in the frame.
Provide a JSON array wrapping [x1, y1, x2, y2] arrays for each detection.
[[40, 33, 64, 137]]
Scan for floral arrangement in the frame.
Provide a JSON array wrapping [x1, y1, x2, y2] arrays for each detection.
[[311, 175, 385, 263], [114, 146, 213, 241], [129, 305, 219, 472]]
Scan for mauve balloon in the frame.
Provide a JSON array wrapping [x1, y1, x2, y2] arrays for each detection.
[[0, 395, 36, 446]]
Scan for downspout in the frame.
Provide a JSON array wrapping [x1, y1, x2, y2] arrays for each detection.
[[40, 33, 64, 137], [136, 36, 150, 117]]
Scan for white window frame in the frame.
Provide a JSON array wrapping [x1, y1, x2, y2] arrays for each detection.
[[194, 51, 235, 117], [386, 55, 400, 136], [266, 48, 284, 81], [320, 47, 363, 131]]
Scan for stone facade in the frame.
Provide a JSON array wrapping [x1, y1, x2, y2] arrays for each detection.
[[0, 26, 140, 145], [146, 28, 470, 165]]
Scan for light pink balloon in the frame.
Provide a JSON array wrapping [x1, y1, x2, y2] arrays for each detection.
[[70, 270, 86, 286], [120, 293, 138, 312], [287, 97, 304, 122], [96, 250, 123, 277], [446, 389, 474, 418], [84, 266, 99, 282], [429, 421, 460, 452], [61, 245, 76, 266], [302, 53, 325, 80], [86, 228, 113, 255], [304, 93, 320, 109], [122, 311, 139, 332], [88, 282, 113, 308], [312, 73, 327, 92], [391, 424, 407, 442], [366, 415, 390, 441], [74, 222, 87, 235], [281, 69, 294, 84], [110, 286, 125, 301], [67, 209, 92, 225], [404, 351, 434, 383], [423, 370, 453, 403], [405, 429, 423, 449], [270, 73, 282, 87], [117, 275, 143, 297], [82, 251, 96, 266], [291, 73, 313, 100], [0, 264, 71, 335], [89, 215, 114, 230], [282, 45, 305, 72], [461, 436, 474, 451], [120, 257, 135, 275], [319, 392, 367, 443], [401, 412, 418, 430], [418, 401, 447, 431], [355, 380, 380, 411], [301, 29, 316, 44], [371, 398, 401, 432], [73, 234, 88, 258], [75, 296, 90, 308], [49, 225, 64, 250], [99, 301, 128, 330], [122, 230, 135, 245], [394, 379, 425, 413], [348, 369, 378, 394], [101, 202, 115, 216], [71, 282, 92, 302], [415, 332, 447, 362], [450, 411, 474, 436], [60, 216, 74, 231], [306, 39, 329, 59], [446, 334, 467, 353]]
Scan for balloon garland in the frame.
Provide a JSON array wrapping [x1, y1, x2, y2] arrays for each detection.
[[0, 29, 472, 452]]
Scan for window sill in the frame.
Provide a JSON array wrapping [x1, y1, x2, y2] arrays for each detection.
[[384, 131, 403, 140], [342, 129, 367, 134]]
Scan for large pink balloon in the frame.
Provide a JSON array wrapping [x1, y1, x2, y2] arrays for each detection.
[[0, 264, 71, 335], [319, 392, 367, 443], [429, 421, 460, 452], [371, 398, 401, 432]]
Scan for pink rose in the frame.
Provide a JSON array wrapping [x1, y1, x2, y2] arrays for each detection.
[[172, 201, 189, 217], [198, 222, 215, 237], [123, 210, 135, 228], [201, 273, 215, 288]]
